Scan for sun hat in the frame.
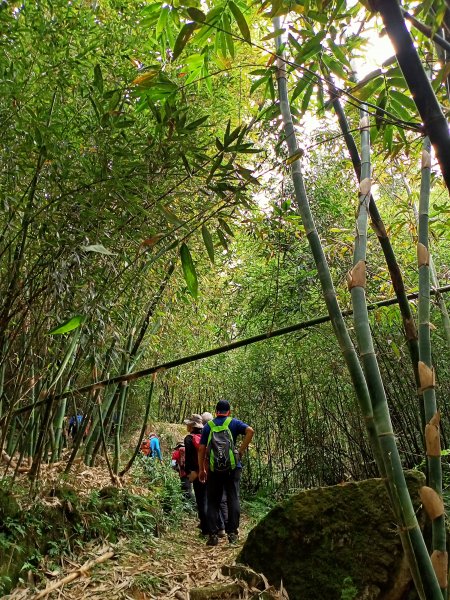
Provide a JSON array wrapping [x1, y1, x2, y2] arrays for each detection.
[[183, 414, 203, 427]]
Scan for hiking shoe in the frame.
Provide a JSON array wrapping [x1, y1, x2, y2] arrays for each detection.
[[228, 532, 239, 544], [217, 529, 226, 538], [206, 534, 219, 546]]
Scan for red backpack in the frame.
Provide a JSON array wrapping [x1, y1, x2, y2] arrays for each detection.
[[191, 433, 201, 449], [140, 439, 152, 457], [178, 445, 186, 473]]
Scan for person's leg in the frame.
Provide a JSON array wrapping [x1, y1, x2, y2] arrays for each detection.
[[180, 476, 193, 502], [193, 479, 208, 534], [206, 471, 225, 541], [224, 468, 241, 538], [219, 489, 228, 528]]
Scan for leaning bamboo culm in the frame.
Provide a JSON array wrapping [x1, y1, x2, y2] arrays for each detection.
[[272, 19, 442, 598], [417, 135, 447, 592], [349, 108, 442, 599], [376, 0, 450, 196], [399, 171, 450, 352], [272, 20, 384, 476], [328, 87, 421, 392]]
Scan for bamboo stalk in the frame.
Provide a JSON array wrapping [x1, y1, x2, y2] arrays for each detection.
[[329, 87, 421, 392], [272, 24, 385, 471], [32, 549, 115, 599], [375, 0, 450, 194], [347, 107, 441, 599], [119, 376, 156, 477], [400, 173, 450, 351], [418, 133, 447, 591], [401, 9, 450, 54]]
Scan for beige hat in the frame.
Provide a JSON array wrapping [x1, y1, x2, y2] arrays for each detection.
[[183, 414, 203, 427]]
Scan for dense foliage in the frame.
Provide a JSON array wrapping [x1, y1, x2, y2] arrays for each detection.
[[1, 0, 450, 541]]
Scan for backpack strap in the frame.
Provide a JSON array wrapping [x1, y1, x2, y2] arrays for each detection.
[[208, 416, 232, 436]]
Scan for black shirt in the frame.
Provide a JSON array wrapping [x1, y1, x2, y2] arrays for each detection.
[[184, 427, 202, 474]]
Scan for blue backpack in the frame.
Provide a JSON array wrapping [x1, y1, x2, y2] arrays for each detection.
[[207, 417, 238, 472]]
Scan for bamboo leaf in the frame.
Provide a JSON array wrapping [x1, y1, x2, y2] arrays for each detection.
[[180, 243, 198, 298], [156, 6, 169, 38], [217, 228, 228, 250], [187, 7, 206, 22], [262, 28, 285, 41], [201, 225, 215, 263], [93, 64, 103, 94], [250, 75, 269, 95], [291, 75, 310, 102], [353, 76, 384, 101], [158, 205, 184, 227], [131, 69, 160, 87], [48, 315, 86, 335], [229, 1, 251, 42], [184, 115, 209, 130], [81, 244, 115, 255], [173, 22, 197, 61], [285, 148, 304, 164], [294, 31, 326, 64], [218, 217, 234, 237]]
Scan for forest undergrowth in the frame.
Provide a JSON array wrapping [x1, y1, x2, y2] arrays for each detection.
[[3, 439, 283, 600]]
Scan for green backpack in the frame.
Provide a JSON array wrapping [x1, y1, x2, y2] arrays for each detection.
[[207, 417, 238, 472]]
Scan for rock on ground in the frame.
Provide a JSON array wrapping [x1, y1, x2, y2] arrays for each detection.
[[238, 471, 426, 600]]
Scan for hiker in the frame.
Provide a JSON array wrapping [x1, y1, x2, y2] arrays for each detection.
[[149, 432, 163, 462], [202, 411, 228, 535], [68, 414, 83, 441], [199, 400, 254, 546], [140, 437, 152, 457], [183, 414, 208, 536], [171, 440, 192, 500]]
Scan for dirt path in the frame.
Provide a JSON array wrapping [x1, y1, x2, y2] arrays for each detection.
[[8, 515, 253, 600]]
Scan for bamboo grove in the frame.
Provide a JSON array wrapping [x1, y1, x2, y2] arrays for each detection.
[[1, 0, 450, 597]]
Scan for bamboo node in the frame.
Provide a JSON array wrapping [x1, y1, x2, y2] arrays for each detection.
[[403, 318, 417, 341], [369, 218, 387, 238], [359, 116, 370, 130], [431, 550, 448, 589], [425, 415, 441, 457], [421, 149, 432, 169], [347, 260, 366, 290], [417, 243, 429, 267], [418, 361, 435, 391], [430, 412, 440, 428], [359, 178, 371, 196], [419, 486, 444, 520]]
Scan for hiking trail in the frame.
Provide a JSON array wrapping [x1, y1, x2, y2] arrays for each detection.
[[8, 514, 286, 600]]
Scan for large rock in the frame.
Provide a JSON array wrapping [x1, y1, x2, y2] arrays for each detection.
[[239, 472, 426, 600]]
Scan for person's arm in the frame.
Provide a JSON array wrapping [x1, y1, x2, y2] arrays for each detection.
[[156, 439, 163, 462], [198, 444, 207, 482], [238, 426, 254, 458]]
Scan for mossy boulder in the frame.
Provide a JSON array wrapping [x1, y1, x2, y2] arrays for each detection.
[[239, 471, 426, 600]]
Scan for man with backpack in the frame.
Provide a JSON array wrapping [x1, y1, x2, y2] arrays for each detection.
[[198, 400, 254, 546], [184, 414, 208, 535]]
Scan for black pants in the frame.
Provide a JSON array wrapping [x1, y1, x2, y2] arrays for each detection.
[[218, 490, 228, 530], [207, 468, 241, 535], [180, 476, 193, 502], [193, 479, 208, 534]]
